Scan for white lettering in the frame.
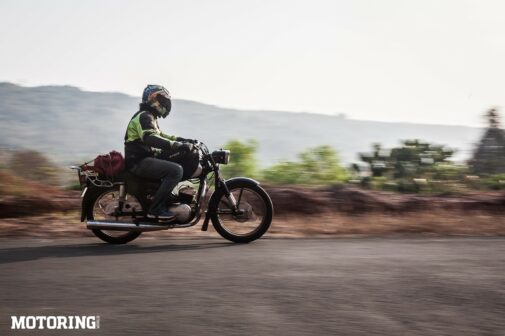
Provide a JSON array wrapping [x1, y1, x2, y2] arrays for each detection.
[[46, 316, 56, 329], [35, 316, 45, 329], [10, 315, 100, 330], [11, 316, 25, 329], [57, 316, 67, 329], [75, 315, 85, 329], [86, 316, 96, 329], [25, 316, 36, 329]]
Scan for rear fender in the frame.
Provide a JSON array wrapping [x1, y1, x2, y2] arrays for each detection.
[[80, 187, 94, 222], [80, 186, 110, 222]]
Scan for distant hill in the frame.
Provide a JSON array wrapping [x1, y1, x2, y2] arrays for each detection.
[[0, 82, 482, 166]]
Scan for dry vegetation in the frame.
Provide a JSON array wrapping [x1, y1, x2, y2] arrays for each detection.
[[1, 182, 505, 238]]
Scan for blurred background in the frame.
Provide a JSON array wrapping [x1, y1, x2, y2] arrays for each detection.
[[2, 0, 505, 236]]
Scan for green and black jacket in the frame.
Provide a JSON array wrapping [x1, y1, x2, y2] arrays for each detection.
[[124, 103, 179, 169]]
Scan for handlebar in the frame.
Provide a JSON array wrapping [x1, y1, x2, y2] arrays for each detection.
[[193, 141, 209, 155]]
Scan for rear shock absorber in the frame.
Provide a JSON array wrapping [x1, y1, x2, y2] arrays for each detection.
[[115, 183, 126, 216]]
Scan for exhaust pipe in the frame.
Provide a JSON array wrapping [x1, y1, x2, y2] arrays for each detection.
[[87, 220, 170, 232]]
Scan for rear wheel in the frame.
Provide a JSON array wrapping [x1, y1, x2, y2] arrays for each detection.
[[87, 187, 143, 244], [209, 180, 273, 243]]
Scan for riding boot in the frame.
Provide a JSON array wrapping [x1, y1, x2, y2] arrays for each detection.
[[148, 177, 177, 219]]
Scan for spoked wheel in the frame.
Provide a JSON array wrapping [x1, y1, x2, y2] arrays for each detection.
[[209, 180, 273, 243], [87, 187, 143, 244]]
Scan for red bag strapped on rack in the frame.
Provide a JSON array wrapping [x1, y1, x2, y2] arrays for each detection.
[[86, 151, 125, 177]]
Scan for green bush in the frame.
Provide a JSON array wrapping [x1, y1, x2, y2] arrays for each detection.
[[480, 174, 505, 190], [263, 145, 348, 185], [218, 140, 348, 186], [219, 139, 259, 179]]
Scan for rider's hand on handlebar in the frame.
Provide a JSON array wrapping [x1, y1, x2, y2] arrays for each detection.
[[176, 137, 199, 144], [179, 142, 194, 153]]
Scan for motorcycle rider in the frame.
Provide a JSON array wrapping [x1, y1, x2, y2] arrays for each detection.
[[124, 85, 197, 221]]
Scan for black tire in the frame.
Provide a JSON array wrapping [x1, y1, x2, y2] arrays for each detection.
[[209, 179, 273, 243], [86, 187, 142, 244]]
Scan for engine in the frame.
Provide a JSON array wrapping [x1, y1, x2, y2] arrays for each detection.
[[167, 204, 192, 222]]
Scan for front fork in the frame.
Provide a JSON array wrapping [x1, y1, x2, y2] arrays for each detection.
[[219, 178, 240, 211], [201, 177, 240, 231]]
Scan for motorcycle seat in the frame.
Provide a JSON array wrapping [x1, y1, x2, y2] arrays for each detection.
[[124, 170, 161, 183]]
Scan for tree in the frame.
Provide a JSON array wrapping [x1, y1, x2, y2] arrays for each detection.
[[358, 140, 457, 192], [389, 140, 453, 179], [360, 140, 453, 179], [486, 108, 500, 128], [359, 143, 389, 177], [471, 108, 505, 175]]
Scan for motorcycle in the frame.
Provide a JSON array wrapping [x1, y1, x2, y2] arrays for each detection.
[[72, 141, 273, 244]]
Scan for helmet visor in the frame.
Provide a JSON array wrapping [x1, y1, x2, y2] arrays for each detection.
[[156, 93, 172, 117]]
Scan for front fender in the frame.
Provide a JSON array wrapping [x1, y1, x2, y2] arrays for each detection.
[[222, 177, 260, 186]]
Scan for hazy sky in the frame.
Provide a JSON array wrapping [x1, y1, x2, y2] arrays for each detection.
[[1, 0, 504, 126]]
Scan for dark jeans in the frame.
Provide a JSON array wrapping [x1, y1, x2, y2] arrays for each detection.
[[130, 157, 183, 213]]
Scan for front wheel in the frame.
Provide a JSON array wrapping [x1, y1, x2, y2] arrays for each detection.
[[209, 179, 273, 243]]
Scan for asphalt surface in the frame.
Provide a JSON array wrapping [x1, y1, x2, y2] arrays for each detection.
[[1, 237, 504, 335]]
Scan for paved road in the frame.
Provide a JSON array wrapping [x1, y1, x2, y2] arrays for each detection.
[[1, 237, 504, 335]]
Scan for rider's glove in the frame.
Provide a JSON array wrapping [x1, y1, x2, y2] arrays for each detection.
[[177, 142, 194, 153], [176, 137, 198, 144]]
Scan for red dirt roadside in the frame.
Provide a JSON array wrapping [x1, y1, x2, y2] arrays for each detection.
[[1, 185, 505, 238]]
